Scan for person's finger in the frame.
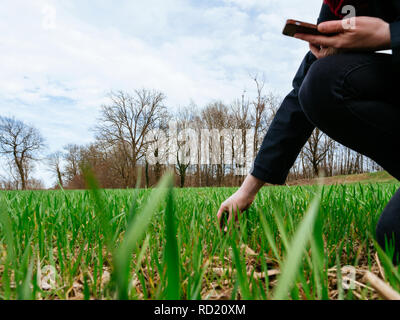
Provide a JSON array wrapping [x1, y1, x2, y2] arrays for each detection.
[[217, 206, 224, 221], [294, 33, 340, 48], [234, 204, 241, 222], [318, 20, 345, 34], [309, 43, 321, 59], [225, 203, 238, 230], [217, 205, 227, 229], [325, 47, 340, 57], [224, 209, 233, 233]]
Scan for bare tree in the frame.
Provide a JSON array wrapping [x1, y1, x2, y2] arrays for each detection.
[[302, 129, 336, 176], [143, 103, 170, 187], [230, 98, 252, 184], [201, 102, 231, 186], [0, 117, 45, 190], [252, 76, 267, 157], [0, 169, 18, 190], [47, 151, 64, 187], [95, 90, 166, 188], [174, 106, 197, 188], [63, 144, 82, 183], [176, 151, 190, 188]]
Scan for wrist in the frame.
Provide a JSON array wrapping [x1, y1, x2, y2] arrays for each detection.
[[239, 174, 264, 198]]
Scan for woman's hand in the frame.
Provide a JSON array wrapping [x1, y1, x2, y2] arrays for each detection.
[[217, 189, 255, 231], [217, 175, 265, 231], [295, 17, 391, 52]]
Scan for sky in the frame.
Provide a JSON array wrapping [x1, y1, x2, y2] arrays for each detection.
[[0, 0, 323, 187]]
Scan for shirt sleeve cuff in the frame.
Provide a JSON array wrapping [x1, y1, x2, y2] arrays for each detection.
[[250, 164, 287, 186]]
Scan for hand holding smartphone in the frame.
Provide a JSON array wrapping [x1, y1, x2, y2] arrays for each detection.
[[283, 19, 336, 38]]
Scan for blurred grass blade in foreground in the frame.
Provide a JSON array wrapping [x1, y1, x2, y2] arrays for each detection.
[[273, 190, 321, 300], [113, 172, 174, 300], [164, 185, 180, 300]]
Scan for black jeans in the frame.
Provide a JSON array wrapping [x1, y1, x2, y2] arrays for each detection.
[[298, 52, 400, 263]]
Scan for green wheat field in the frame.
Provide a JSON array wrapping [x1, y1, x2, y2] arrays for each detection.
[[1, 173, 400, 300]]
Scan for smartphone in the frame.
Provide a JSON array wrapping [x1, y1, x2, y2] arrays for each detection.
[[283, 19, 325, 37]]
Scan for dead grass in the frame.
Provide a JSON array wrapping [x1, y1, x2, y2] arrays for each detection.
[[287, 171, 395, 187]]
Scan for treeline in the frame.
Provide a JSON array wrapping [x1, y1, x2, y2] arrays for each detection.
[[0, 79, 382, 190]]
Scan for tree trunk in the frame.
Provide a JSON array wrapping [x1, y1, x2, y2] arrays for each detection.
[[312, 160, 319, 177], [145, 161, 149, 188], [16, 160, 26, 190], [57, 169, 63, 187]]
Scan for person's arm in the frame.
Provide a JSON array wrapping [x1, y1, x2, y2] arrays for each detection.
[[251, 3, 339, 185], [217, 4, 338, 227], [296, 4, 400, 66]]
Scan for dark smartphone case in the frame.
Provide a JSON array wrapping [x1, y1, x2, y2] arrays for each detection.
[[283, 19, 324, 37]]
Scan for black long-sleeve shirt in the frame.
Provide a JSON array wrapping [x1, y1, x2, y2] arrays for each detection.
[[250, 1, 400, 185]]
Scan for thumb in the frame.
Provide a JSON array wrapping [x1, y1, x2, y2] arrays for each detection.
[[318, 20, 344, 34]]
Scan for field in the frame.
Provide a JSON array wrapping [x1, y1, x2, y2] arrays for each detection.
[[0, 173, 400, 300]]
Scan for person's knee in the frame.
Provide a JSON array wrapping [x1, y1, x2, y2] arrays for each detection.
[[298, 56, 340, 127]]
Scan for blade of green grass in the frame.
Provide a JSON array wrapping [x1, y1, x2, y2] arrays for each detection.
[[273, 191, 321, 300], [114, 172, 173, 300], [230, 231, 251, 300], [164, 185, 180, 300]]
